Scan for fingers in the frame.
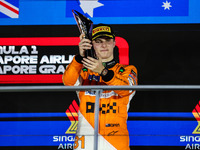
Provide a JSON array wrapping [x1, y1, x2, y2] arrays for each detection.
[[80, 33, 85, 40], [82, 61, 92, 69], [82, 57, 104, 74], [79, 39, 92, 49], [86, 56, 96, 62], [79, 34, 92, 57], [79, 33, 91, 44], [82, 57, 95, 66], [82, 57, 100, 68], [82, 58, 94, 69], [79, 34, 92, 50]]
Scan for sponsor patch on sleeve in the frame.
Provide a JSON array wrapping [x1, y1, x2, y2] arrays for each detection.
[[129, 70, 137, 85]]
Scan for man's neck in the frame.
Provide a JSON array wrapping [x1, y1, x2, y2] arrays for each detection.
[[102, 56, 114, 63]]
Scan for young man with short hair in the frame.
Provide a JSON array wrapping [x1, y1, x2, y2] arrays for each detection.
[[63, 24, 138, 150]]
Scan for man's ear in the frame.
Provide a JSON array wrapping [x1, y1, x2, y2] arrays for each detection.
[[113, 40, 116, 48]]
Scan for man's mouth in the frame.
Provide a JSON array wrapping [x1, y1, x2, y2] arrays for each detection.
[[101, 50, 108, 52]]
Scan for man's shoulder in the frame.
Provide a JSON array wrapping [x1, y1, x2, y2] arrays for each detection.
[[115, 63, 137, 70], [113, 63, 137, 74]]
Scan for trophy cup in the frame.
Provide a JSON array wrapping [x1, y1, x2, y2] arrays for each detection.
[[72, 10, 95, 58]]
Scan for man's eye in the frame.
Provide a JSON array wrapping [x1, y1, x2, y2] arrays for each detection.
[[95, 40, 101, 43], [106, 39, 111, 42]]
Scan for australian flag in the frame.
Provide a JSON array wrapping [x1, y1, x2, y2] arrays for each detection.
[[0, 0, 19, 18], [66, 0, 189, 18]]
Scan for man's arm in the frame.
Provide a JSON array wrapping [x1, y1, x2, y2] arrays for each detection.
[[81, 56, 138, 97], [63, 55, 83, 86], [63, 33, 92, 86]]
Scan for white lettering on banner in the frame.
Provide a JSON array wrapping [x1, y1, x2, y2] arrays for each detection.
[[31, 46, 38, 54], [0, 65, 37, 74], [40, 55, 49, 64], [0, 55, 38, 64], [53, 136, 75, 150], [0, 46, 29, 54], [53, 136, 75, 142], [57, 65, 66, 73], [39, 65, 56, 73], [180, 136, 200, 149], [39, 65, 67, 74], [0, 44, 74, 75], [40, 55, 74, 64], [58, 143, 74, 149], [20, 46, 29, 54], [180, 136, 200, 142], [185, 144, 200, 149]]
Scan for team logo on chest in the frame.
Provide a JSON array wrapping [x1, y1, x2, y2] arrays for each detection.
[[88, 74, 100, 82], [86, 102, 118, 114]]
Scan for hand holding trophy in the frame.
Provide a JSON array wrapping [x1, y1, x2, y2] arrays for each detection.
[[72, 10, 96, 58]]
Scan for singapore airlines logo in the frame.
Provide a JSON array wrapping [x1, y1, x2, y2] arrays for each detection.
[[65, 100, 79, 134], [79, 0, 104, 17], [192, 101, 200, 134]]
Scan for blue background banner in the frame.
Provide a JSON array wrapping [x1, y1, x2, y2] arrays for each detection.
[[0, 0, 199, 25], [66, 0, 189, 17], [0, 112, 197, 146], [0, 120, 197, 146]]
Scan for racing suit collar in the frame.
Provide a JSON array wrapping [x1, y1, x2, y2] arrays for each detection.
[[102, 59, 117, 69]]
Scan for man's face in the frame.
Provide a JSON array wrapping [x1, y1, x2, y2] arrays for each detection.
[[92, 37, 116, 62]]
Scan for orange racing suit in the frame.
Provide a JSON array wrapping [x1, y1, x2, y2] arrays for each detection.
[[63, 55, 137, 150]]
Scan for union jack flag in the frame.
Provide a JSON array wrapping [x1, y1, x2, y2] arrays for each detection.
[[0, 0, 19, 18]]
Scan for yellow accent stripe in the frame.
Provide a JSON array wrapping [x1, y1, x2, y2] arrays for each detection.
[[66, 112, 78, 117], [92, 34, 114, 40]]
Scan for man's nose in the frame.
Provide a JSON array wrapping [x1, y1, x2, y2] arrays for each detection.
[[101, 41, 107, 47]]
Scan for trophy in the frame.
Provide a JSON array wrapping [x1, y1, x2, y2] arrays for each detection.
[[72, 10, 95, 58]]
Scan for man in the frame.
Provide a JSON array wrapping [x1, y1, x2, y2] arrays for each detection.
[[63, 24, 137, 150]]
